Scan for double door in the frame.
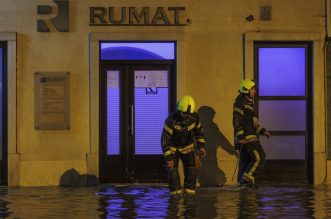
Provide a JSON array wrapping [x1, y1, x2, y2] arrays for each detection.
[[100, 61, 175, 182]]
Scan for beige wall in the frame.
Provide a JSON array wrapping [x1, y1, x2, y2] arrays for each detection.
[[0, 0, 327, 186]]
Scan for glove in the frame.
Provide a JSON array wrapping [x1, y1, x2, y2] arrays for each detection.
[[199, 148, 206, 158], [264, 131, 271, 138]]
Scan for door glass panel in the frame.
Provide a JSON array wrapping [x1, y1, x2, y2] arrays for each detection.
[[107, 70, 120, 155], [134, 70, 168, 155], [260, 135, 306, 160], [259, 48, 306, 96], [0, 47, 2, 161], [259, 100, 306, 131], [101, 42, 175, 60]]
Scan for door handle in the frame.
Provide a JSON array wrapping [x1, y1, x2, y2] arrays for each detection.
[[130, 104, 134, 136]]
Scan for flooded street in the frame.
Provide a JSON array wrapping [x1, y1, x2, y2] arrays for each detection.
[[0, 184, 330, 218]]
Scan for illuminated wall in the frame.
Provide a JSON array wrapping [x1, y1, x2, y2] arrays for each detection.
[[0, 0, 326, 186]]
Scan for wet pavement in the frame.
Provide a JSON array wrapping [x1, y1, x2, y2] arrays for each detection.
[[0, 184, 329, 218]]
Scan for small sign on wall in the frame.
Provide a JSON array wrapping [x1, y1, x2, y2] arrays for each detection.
[[34, 72, 70, 130]]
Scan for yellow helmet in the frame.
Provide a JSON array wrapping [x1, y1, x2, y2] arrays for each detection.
[[239, 79, 256, 93], [178, 95, 195, 114]]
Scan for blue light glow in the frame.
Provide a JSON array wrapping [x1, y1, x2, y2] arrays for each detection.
[[107, 71, 120, 155], [134, 187, 169, 218], [259, 100, 306, 131], [260, 135, 305, 159], [0, 48, 2, 161], [0, 48, 2, 75], [101, 42, 175, 60], [259, 48, 306, 96], [97, 186, 169, 218], [134, 88, 168, 155]]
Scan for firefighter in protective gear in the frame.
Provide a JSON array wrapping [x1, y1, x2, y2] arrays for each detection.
[[233, 79, 270, 188], [161, 95, 206, 195]]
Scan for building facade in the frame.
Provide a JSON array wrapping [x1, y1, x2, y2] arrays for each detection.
[[0, 0, 329, 186]]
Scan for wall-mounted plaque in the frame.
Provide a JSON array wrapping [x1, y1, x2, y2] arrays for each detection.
[[35, 72, 70, 130]]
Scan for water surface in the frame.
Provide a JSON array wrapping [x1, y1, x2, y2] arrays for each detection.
[[0, 184, 329, 218]]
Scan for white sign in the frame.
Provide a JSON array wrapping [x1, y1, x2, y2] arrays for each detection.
[[135, 70, 168, 88]]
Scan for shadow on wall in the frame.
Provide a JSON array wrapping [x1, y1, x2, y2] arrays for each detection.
[[197, 106, 238, 187], [60, 168, 98, 186]]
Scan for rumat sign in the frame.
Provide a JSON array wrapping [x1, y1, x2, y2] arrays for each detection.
[[89, 7, 187, 26]]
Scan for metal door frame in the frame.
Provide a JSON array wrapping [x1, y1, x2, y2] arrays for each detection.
[[254, 41, 313, 183], [0, 41, 8, 186], [99, 60, 176, 183]]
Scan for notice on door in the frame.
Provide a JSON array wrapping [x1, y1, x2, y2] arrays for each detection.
[[34, 72, 70, 130], [135, 70, 168, 88]]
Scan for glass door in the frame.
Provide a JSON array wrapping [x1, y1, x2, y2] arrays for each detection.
[[100, 62, 175, 183], [254, 42, 313, 183]]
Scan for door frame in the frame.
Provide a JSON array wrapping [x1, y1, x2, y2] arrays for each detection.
[[253, 41, 313, 183], [0, 33, 17, 187], [242, 32, 325, 184], [89, 32, 188, 183], [99, 60, 177, 183], [0, 41, 8, 185]]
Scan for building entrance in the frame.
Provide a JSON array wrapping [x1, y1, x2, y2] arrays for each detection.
[[254, 42, 313, 183], [99, 42, 176, 182]]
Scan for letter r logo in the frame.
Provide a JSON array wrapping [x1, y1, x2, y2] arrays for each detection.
[[37, 0, 69, 32]]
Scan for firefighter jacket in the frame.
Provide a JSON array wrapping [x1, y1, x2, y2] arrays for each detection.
[[161, 111, 205, 161], [233, 93, 266, 148]]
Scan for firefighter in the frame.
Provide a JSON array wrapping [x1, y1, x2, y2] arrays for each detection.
[[233, 79, 270, 188], [161, 95, 206, 195]]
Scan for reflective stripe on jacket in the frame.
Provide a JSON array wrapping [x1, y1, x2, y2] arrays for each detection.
[[161, 111, 205, 161], [233, 93, 266, 146]]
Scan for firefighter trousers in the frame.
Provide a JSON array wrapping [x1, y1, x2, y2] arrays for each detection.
[[168, 151, 197, 192], [237, 141, 265, 184]]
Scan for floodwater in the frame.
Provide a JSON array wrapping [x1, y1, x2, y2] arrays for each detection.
[[0, 184, 330, 218]]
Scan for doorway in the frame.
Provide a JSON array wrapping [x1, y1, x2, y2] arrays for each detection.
[[254, 42, 313, 183], [0, 42, 7, 185], [99, 42, 176, 183]]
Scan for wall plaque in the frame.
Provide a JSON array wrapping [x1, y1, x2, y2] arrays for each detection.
[[35, 72, 70, 130]]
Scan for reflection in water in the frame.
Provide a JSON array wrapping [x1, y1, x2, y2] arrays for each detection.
[[0, 185, 330, 218], [97, 186, 170, 218]]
